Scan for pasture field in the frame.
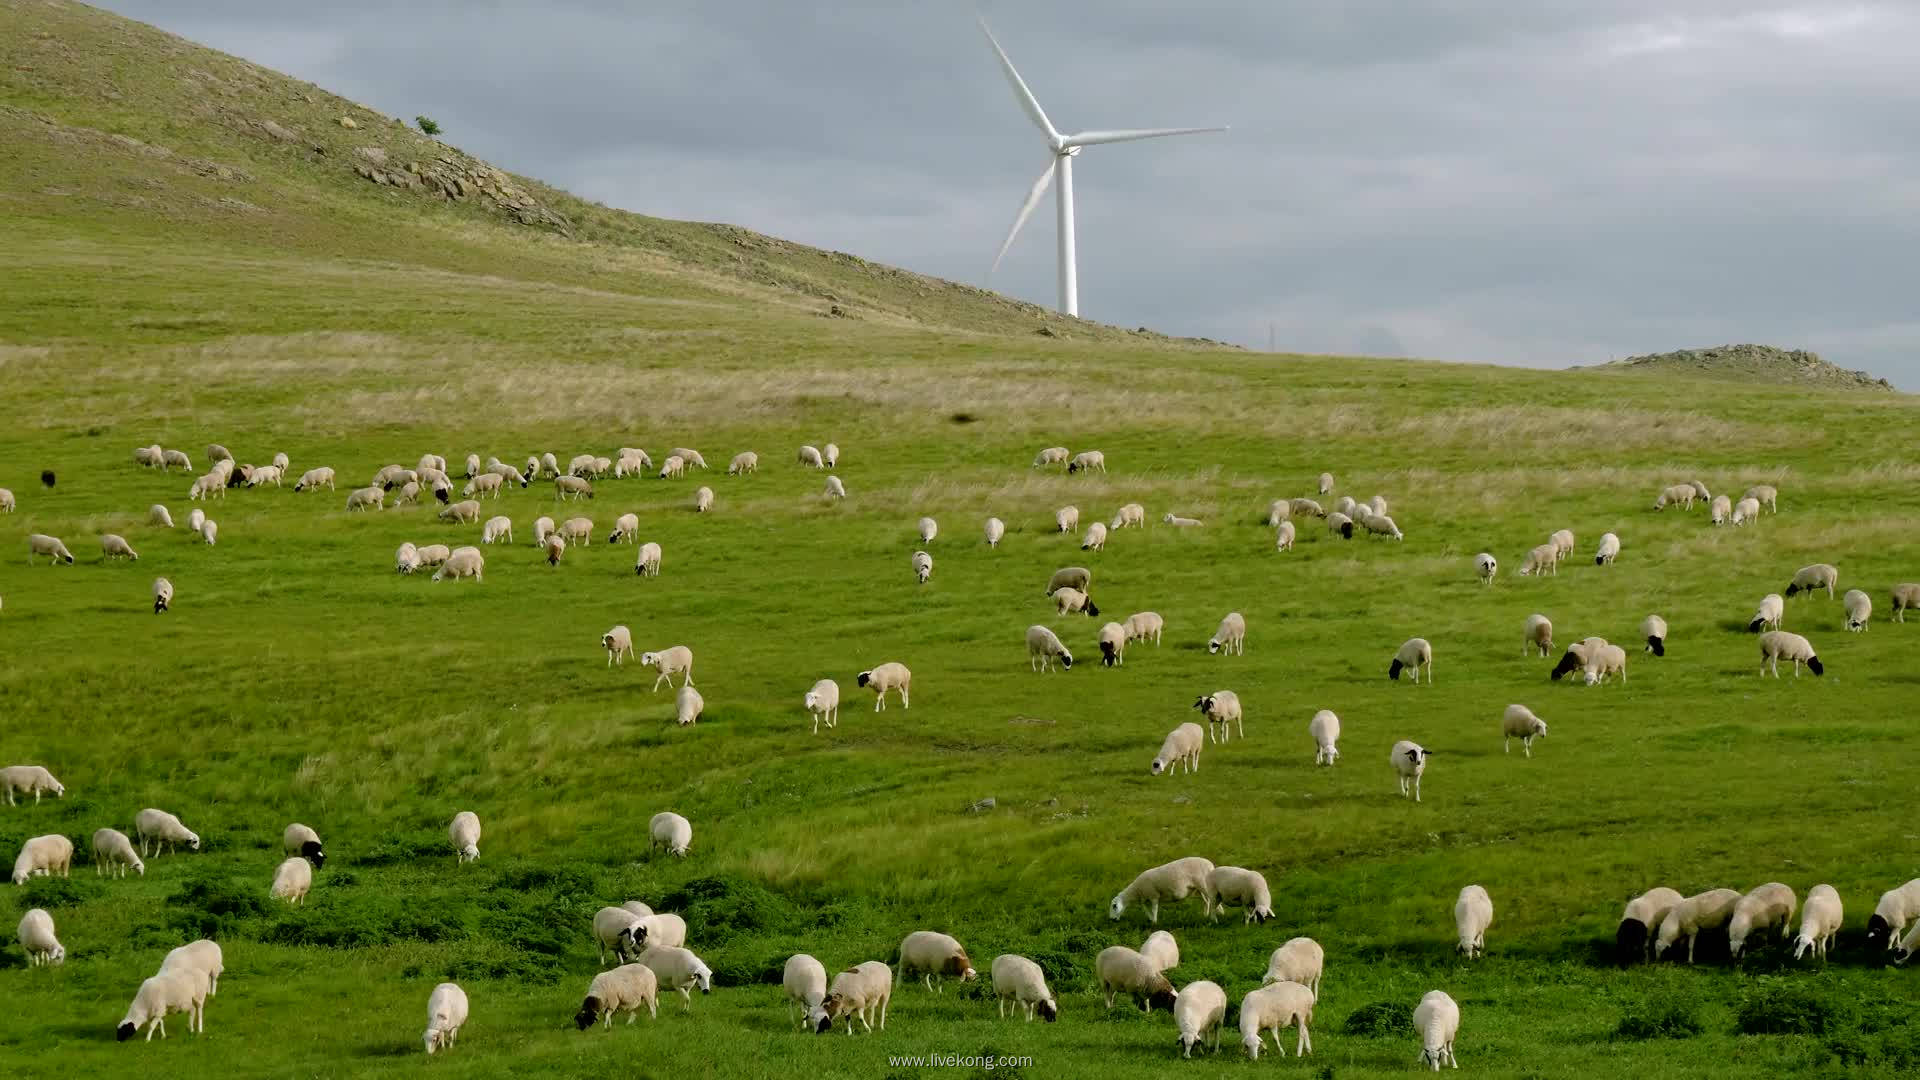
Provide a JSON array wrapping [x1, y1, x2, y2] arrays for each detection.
[[5, 3, 1920, 1078]]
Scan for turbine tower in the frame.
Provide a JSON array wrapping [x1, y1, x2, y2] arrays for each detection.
[[979, 16, 1226, 318]]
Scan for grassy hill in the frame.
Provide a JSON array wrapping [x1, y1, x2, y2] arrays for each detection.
[[4, 2, 1920, 1078]]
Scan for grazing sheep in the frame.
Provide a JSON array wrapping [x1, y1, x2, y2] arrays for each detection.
[[783, 954, 828, 1030], [415, 543, 451, 568], [1262, 937, 1323, 995], [1122, 611, 1164, 646], [244, 464, 283, 488], [1595, 532, 1621, 565], [1413, 990, 1461, 1071], [1582, 643, 1628, 685], [1793, 884, 1843, 961], [693, 486, 713, 512], [822, 443, 838, 467], [674, 685, 703, 726], [149, 505, 175, 529], [1867, 879, 1920, 952], [817, 961, 892, 1034], [26, 534, 74, 565], [559, 516, 594, 546], [1502, 704, 1547, 756], [634, 913, 687, 950], [990, 954, 1057, 1021], [1758, 630, 1824, 677], [1152, 723, 1206, 776], [1518, 542, 1559, 577], [727, 451, 758, 476], [188, 508, 205, 532], [1291, 497, 1326, 519], [554, 475, 594, 500], [635, 541, 663, 577], [650, 811, 692, 857], [641, 646, 694, 690], [1728, 882, 1798, 959], [798, 445, 825, 468], [1054, 505, 1080, 533], [1193, 690, 1243, 744], [1455, 885, 1493, 957], [487, 461, 525, 486], [602, 625, 635, 666], [1550, 528, 1576, 559], [824, 476, 846, 498], [270, 855, 314, 905], [984, 516, 1005, 547], [390, 481, 422, 507], [1748, 593, 1785, 633], [1362, 512, 1403, 540], [1140, 930, 1179, 974], [198, 519, 218, 546], [150, 576, 173, 614], [1326, 511, 1355, 539], [896, 930, 976, 992], [18, 907, 64, 966], [914, 516, 938, 545], [1081, 521, 1108, 550], [1523, 613, 1554, 657], [531, 515, 557, 548], [1111, 502, 1146, 529], [1208, 612, 1246, 656], [1710, 494, 1732, 525], [1308, 710, 1341, 765], [423, 982, 468, 1054], [1653, 483, 1697, 510], [1616, 887, 1684, 965], [133, 808, 199, 856], [657, 456, 686, 480], [1744, 484, 1779, 513], [1276, 520, 1296, 551], [1110, 857, 1216, 923], [1206, 866, 1274, 923], [464, 453, 481, 478], [1174, 981, 1228, 1058], [912, 550, 933, 584], [1391, 740, 1431, 801], [1550, 637, 1610, 681], [567, 453, 599, 478], [575, 963, 659, 1029], [1068, 450, 1107, 474], [607, 513, 639, 544], [1654, 888, 1742, 962], [0, 488, 11, 512], [163, 449, 193, 471], [91, 828, 144, 877], [857, 662, 911, 710], [1785, 563, 1839, 600], [345, 485, 384, 512], [1097, 621, 1127, 666], [1642, 614, 1668, 655], [1164, 513, 1204, 527], [1239, 982, 1314, 1060], [1026, 624, 1074, 672], [1318, 472, 1334, 493], [1053, 587, 1100, 617], [1732, 496, 1761, 525], [1266, 499, 1292, 526], [116, 971, 207, 1041], [1844, 589, 1873, 631], [450, 812, 481, 862], [205, 444, 232, 464], [432, 546, 485, 582], [1474, 552, 1497, 585], [1333, 495, 1358, 517], [804, 679, 840, 733], [11, 834, 74, 884], [1891, 583, 1920, 622], [1389, 637, 1433, 682], [1095, 946, 1177, 1012], [481, 516, 513, 545], [282, 823, 325, 866], [1033, 446, 1069, 468], [1046, 566, 1091, 595], [464, 472, 505, 500], [636, 945, 713, 1010], [614, 449, 652, 477], [2, 764, 65, 805], [439, 500, 482, 525], [394, 541, 423, 576]]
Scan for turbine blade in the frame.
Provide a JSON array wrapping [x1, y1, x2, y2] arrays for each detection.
[[990, 159, 1057, 276], [1063, 126, 1228, 148], [978, 16, 1059, 139]]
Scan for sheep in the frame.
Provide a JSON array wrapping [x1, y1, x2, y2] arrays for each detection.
[[1309, 710, 1341, 765], [1053, 586, 1100, 617], [1842, 589, 1872, 631], [657, 456, 687, 480], [415, 543, 451, 568], [988, 954, 1057, 1022], [1206, 866, 1273, 923], [155, 940, 222, 999], [568, 453, 600, 477], [546, 536, 566, 571], [1046, 566, 1091, 595], [416, 453, 443, 475], [1068, 450, 1107, 474], [432, 546, 485, 583], [559, 516, 594, 546], [1362, 512, 1403, 540], [1140, 930, 1179, 974], [463, 472, 505, 500], [1325, 511, 1355, 539], [134, 445, 164, 468], [1616, 887, 1684, 965], [1523, 613, 1554, 657], [805, 679, 840, 732], [1151, 723, 1206, 776], [1654, 888, 1742, 962], [282, 823, 325, 867], [674, 685, 704, 726], [984, 516, 1005, 547], [1291, 497, 1326, 518], [0, 488, 11, 512], [1081, 521, 1108, 550], [2, 764, 65, 805], [11, 834, 73, 884], [343, 483, 384, 512], [592, 906, 646, 966], [1786, 563, 1839, 600], [824, 476, 846, 498], [1732, 496, 1761, 525], [188, 508, 205, 532], [1413, 990, 1460, 1071], [198, 518, 219, 546], [1744, 484, 1779, 513], [1208, 612, 1246, 655], [1054, 505, 1080, 533], [637, 945, 713, 1010], [481, 515, 514, 545], [1728, 882, 1798, 959], [370, 465, 412, 489], [912, 550, 933, 584], [1332, 494, 1357, 517], [147, 505, 176, 531], [817, 961, 892, 1034], [26, 534, 74, 565], [1501, 703, 1548, 757], [1095, 946, 1177, 1012], [1519, 542, 1560, 577], [18, 908, 64, 966], [1276, 520, 1296, 551], [439, 499, 481, 525], [1748, 593, 1785, 633], [464, 453, 481, 478], [606, 513, 639, 544], [390, 481, 422, 507], [822, 443, 839, 468], [1174, 981, 1227, 1058], [1642, 614, 1668, 655], [642, 645, 694, 691], [1890, 582, 1920, 622], [1318, 471, 1334, 493], [554, 475, 594, 500], [450, 811, 481, 862], [635, 541, 663, 577], [1793, 884, 1843, 961], [1759, 630, 1823, 677], [783, 954, 829, 1030], [909, 516, 938, 547], [1263, 937, 1323, 996], [1595, 531, 1621, 565], [1123, 611, 1164, 645], [575, 963, 659, 1029], [1711, 494, 1732, 525], [133, 808, 199, 856], [1455, 885, 1493, 957], [602, 625, 635, 666], [245, 464, 283, 488], [633, 912, 688, 950], [116, 971, 208, 1041], [896, 930, 976, 993], [1389, 637, 1433, 682], [1110, 502, 1146, 529], [1164, 513, 1203, 527], [423, 982, 468, 1054], [204, 443, 232, 464], [1582, 642, 1628, 685], [487, 461, 525, 486], [163, 449, 193, 471], [1097, 621, 1127, 666], [1654, 483, 1697, 510], [649, 811, 692, 857], [1266, 498, 1292, 526], [1549, 636, 1610, 681], [798, 445, 825, 468], [1026, 624, 1074, 672], [209, 458, 235, 484], [1474, 552, 1497, 585], [1866, 879, 1920, 951], [1193, 690, 1243, 744], [1110, 856, 1215, 923], [532, 515, 556, 547], [1239, 981, 1314, 1060], [91, 828, 144, 877], [1391, 740, 1431, 801], [692, 485, 714, 513], [857, 662, 911, 709], [719, 450, 758, 477], [270, 855, 314, 905]]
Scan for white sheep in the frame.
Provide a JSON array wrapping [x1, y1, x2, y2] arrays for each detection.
[[568, 453, 600, 477], [1026, 625, 1074, 672], [657, 455, 686, 480], [1455, 885, 1493, 957], [1276, 519, 1296, 551], [1785, 563, 1838, 600], [1174, 980, 1227, 1058], [423, 982, 468, 1054], [602, 625, 635, 666], [283, 823, 324, 866], [1081, 521, 1108, 550], [641, 645, 694, 690], [0, 488, 12, 512], [1744, 484, 1779, 513], [1110, 856, 1216, 923], [824, 476, 846, 498], [818, 960, 892, 1033], [592, 906, 646, 966], [1654, 888, 1741, 962], [1642, 614, 1668, 656], [270, 855, 314, 906], [439, 499, 482, 525], [1317, 471, 1334, 493], [1045, 566, 1091, 595], [1844, 589, 1873, 631], [1391, 740, 1430, 801], [805, 679, 840, 732], [857, 662, 911, 709], [1594, 531, 1621, 565], [450, 811, 481, 862], [1097, 621, 1127, 666], [1207, 612, 1246, 656], [1333, 494, 1357, 517], [1152, 722, 1205, 776], [188, 508, 205, 532], [912, 550, 933, 584], [135, 445, 165, 468], [117, 971, 207, 1041], [1206, 866, 1273, 923], [1326, 511, 1355, 539], [575, 962, 659, 1029], [481, 515, 513, 545], [1728, 882, 1797, 959], [432, 546, 484, 582], [244, 464, 283, 488], [2, 764, 65, 805], [1732, 496, 1761, 525], [896, 930, 976, 992], [1793, 884, 1843, 961], [797, 445, 825, 468], [133, 808, 199, 856], [1095, 946, 1176, 1012], [554, 475, 594, 500], [1308, 710, 1341, 765], [727, 451, 758, 476], [990, 954, 1057, 1021], [1111, 502, 1146, 529], [1518, 542, 1559, 577], [1291, 497, 1326, 518], [1054, 505, 1080, 533], [984, 516, 1005, 548], [1474, 552, 1497, 585], [1523, 613, 1554, 657], [1616, 887, 1684, 964], [541, 451, 562, 477], [1413, 990, 1460, 1071], [1053, 587, 1099, 617], [693, 485, 713, 512], [1193, 690, 1243, 744], [783, 954, 828, 1030], [674, 685, 703, 726], [187, 473, 224, 502], [1390, 637, 1433, 682], [1068, 450, 1107, 474], [1709, 493, 1732, 525], [26, 534, 75, 565], [465, 453, 481, 478], [1892, 582, 1920, 622], [1758, 630, 1823, 677], [11, 834, 72, 883], [156, 940, 224, 1003], [636, 945, 713, 1010], [1362, 512, 1403, 540], [1266, 498, 1292, 526], [415, 543, 452, 568], [1140, 930, 1180, 974], [1547, 529, 1575, 560], [345, 486, 384, 512], [1164, 513, 1203, 527], [17, 907, 64, 966], [1239, 981, 1314, 1060], [1748, 593, 1785, 632], [1653, 482, 1697, 510], [650, 811, 692, 857], [822, 443, 838, 468], [1033, 446, 1069, 468], [164, 449, 194, 472], [634, 913, 688, 950], [1549, 636, 1609, 681], [91, 828, 144, 877], [1122, 611, 1164, 646], [149, 504, 175, 528], [635, 541, 662, 577], [1868, 879, 1920, 951], [199, 518, 218, 546], [1583, 642, 1628, 685], [1502, 704, 1547, 756], [390, 481, 421, 507], [915, 516, 938, 544], [1262, 937, 1323, 996]]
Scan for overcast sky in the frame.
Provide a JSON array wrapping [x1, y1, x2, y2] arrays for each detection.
[[105, 1, 1920, 387]]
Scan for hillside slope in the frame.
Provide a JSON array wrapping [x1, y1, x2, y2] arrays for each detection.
[[1597, 344, 1895, 391]]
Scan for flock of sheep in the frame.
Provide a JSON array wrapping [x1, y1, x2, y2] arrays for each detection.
[[6, 440, 1920, 1065]]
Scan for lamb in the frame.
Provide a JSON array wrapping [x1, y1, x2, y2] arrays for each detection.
[[1110, 856, 1216, 923], [1081, 521, 1108, 550], [1616, 887, 1684, 965], [559, 516, 593, 546], [1392, 740, 1431, 801], [2, 764, 65, 805], [487, 461, 525, 486], [650, 811, 692, 857], [1748, 593, 1785, 633], [726, 451, 758, 476], [11, 834, 73, 884], [602, 625, 635, 666], [1583, 643, 1628, 685], [572, 963, 660, 1031], [96, 533, 139, 560], [26, 534, 74, 565], [116, 971, 207, 1041], [1362, 512, 1403, 540], [798, 445, 825, 468], [1208, 612, 1246, 655], [1262, 937, 1323, 996], [657, 456, 686, 480], [244, 464, 283, 488], [1111, 502, 1146, 529], [163, 449, 193, 471], [282, 823, 325, 866], [783, 954, 829, 1030], [1266, 499, 1292, 526], [463, 472, 505, 500], [1455, 885, 1493, 957], [155, 940, 223, 1003], [1413, 990, 1461, 1071], [1474, 552, 1497, 585], [1054, 505, 1080, 533], [1095, 946, 1177, 1012], [416, 453, 444, 475], [17, 908, 64, 966], [1053, 587, 1100, 617], [804, 679, 840, 732], [1123, 611, 1164, 645], [481, 515, 513, 545], [1642, 614, 1668, 655], [984, 516, 1005, 547], [1502, 704, 1548, 756], [1046, 566, 1091, 595], [439, 499, 482, 525], [1732, 496, 1761, 525], [896, 930, 976, 992], [633, 912, 688, 950], [188, 508, 205, 532], [1318, 472, 1334, 493], [1711, 494, 1732, 525], [990, 954, 1057, 1021], [641, 645, 694, 690], [1026, 624, 1074, 672], [1550, 637, 1610, 681], [432, 546, 485, 582], [134, 445, 164, 468], [593, 906, 646, 966], [1785, 563, 1839, 600], [1068, 450, 1107, 474], [1097, 621, 1127, 666], [133, 808, 199, 856], [465, 453, 481, 478], [693, 486, 714, 512], [1308, 710, 1341, 765], [1728, 882, 1797, 959], [91, 828, 144, 877], [423, 982, 468, 1054], [345, 485, 384, 511], [1654, 888, 1742, 962], [857, 662, 911, 709], [1523, 613, 1554, 657], [1519, 542, 1559, 577], [532, 515, 556, 547], [1743, 484, 1778, 513], [1033, 446, 1069, 468], [1844, 589, 1873, 631], [415, 543, 452, 568], [1140, 930, 1179, 974], [674, 685, 703, 726], [1276, 520, 1296, 551], [450, 811, 481, 862], [1326, 511, 1355, 539], [1164, 513, 1204, 527], [1758, 630, 1823, 677], [636, 945, 713, 1010], [199, 519, 218, 546], [1206, 866, 1274, 923], [370, 465, 411, 489], [911, 516, 938, 546], [1174, 981, 1228, 1058], [1793, 884, 1843, 961], [824, 476, 846, 498], [1866, 879, 1920, 951], [1239, 982, 1314, 1060], [1193, 690, 1243, 743], [912, 550, 933, 584], [816, 960, 892, 1034], [1891, 582, 1920, 622], [604, 513, 639, 544], [567, 453, 599, 477], [554, 475, 594, 500], [270, 855, 314, 906], [390, 481, 421, 507], [542, 451, 562, 477], [1151, 723, 1206, 776], [1333, 495, 1357, 517], [1389, 637, 1433, 682], [1291, 497, 1326, 518], [635, 541, 663, 577], [1595, 531, 1621, 565], [1654, 483, 1697, 510], [823, 443, 839, 467]]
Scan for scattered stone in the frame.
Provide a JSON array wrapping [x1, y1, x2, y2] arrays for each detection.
[[338, 116, 357, 129], [256, 118, 297, 142], [968, 797, 996, 813], [353, 146, 387, 166]]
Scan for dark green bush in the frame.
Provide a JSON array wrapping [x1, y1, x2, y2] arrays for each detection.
[[18, 875, 97, 909], [661, 875, 799, 944], [1735, 977, 1849, 1035], [1342, 1000, 1413, 1037], [1615, 988, 1705, 1040], [165, 873, 268, 938]]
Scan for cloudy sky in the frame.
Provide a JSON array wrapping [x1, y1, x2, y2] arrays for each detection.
[[106, 1, 1920, 386]]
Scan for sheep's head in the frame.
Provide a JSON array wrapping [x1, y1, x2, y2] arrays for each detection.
[[1058, 652, 1073, 669], [1807, 656, 1825, 675], [117, 1022, 137, 1042], [1208, 639, 1223, 654], [857, 671, 873, 688], [1108, 895, 1127, 920]]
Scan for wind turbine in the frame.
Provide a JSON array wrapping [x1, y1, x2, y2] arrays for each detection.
[[979, 15, 1226, 318]]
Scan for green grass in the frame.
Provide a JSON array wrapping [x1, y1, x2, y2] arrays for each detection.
[[4, 2, 1920, 1078]]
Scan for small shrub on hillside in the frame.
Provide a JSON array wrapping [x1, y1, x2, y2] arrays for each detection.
[[353, 836, 447, 867], [445, 939, 561, 984], [497, 864, 599, 898], [18, 875, 97, 909], [1615, 987, 1705, 1040], [1735, 978, 1849, 1035], [1343, 1000, 1414, 1037], [166, 873, 268, 938], [661, 876, 799, 944], [415, 116, 441, 135], [1826, 1018, 1920, 1069]]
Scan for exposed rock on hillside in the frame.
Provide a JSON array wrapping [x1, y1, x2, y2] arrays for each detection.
[[1598, 344, 1893, 390]]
